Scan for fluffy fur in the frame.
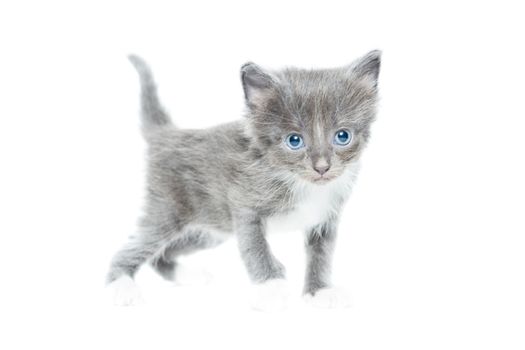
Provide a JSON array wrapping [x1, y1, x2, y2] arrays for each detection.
[[107, 51, 381, 308]]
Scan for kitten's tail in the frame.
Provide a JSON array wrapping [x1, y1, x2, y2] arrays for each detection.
[[128, 54, 173, 132]]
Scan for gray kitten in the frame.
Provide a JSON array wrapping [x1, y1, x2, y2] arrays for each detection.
[[107, 51, 381, 309]]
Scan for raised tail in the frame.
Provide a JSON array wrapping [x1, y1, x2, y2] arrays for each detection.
[[128, 54, 172, 131]]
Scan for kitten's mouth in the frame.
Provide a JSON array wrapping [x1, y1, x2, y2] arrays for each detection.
[[300, 171, 340, 184], [311, 175, 336, 184]]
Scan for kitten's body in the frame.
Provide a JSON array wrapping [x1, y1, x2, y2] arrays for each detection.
[[107, 52, 381, 309]]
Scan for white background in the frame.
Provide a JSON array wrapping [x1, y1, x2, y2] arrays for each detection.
[[0, 1, 524, 349]]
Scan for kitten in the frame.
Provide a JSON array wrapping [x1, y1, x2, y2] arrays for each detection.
[[107, 51, 381, 310]]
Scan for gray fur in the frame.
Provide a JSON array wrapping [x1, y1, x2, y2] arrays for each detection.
[[151, 230, 223, 281], [128, 55, 171, 133], [236, 210, 286, 282], [107, 51, 381, 296], [304, 220, 338, 295]]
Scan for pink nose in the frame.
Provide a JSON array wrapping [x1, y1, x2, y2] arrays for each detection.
[[313, 158, 330, 175], [314, 164, 330, 175]]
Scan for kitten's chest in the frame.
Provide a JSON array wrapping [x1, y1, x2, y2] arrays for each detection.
[[265, 166, 358, 233], [266, 186, 339, 232]]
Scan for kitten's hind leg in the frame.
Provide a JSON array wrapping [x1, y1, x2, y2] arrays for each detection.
[[150, 230, 225, 285], [106, 228, 174, 306], [151, 255, 177, 281]]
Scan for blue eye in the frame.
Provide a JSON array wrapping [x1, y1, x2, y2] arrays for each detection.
[[285, 134, 304, 150], [334, 129, 352, 145]]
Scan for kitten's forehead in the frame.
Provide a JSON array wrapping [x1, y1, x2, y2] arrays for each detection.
[[272, 68, 349, 127], [270, 67, 377, 131], [280, 68, 347, 97]]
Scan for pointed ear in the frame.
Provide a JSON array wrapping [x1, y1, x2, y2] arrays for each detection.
[[348, 50, 382, 87], [240, 62, 278, 105]]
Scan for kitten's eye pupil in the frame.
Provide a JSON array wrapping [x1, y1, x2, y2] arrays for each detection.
[[286, 134, 304, 150], [334, 129, 351, 145], [289, 135, 300, 146], [337, 131, 348, 142]]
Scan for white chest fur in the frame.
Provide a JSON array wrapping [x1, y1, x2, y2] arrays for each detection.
[[266, 164, 359, 233]]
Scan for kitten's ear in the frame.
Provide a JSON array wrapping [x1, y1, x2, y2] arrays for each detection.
[[348, 50, 382, 87], [241, 62, 278, 105]]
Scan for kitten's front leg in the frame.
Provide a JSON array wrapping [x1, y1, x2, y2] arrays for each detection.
[[235, 212, 288, 311], [304, 220, 351, 308]]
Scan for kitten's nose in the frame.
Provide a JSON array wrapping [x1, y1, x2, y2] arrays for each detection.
[[313, 159, 330, 175]]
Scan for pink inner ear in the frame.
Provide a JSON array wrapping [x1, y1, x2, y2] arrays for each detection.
[[241, 63, 278, 104], [356, 75, 378, 91]]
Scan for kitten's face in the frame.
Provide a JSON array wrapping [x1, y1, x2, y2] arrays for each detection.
[[242, 51, 381, 184]]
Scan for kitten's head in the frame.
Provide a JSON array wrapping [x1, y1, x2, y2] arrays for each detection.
[[241, 50, 381, 184]]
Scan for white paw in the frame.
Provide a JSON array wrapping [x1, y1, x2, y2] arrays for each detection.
[[250, 279, 289, 312], [108, 275, 144, 306], [174, 264, 213, 286], [304, 287, 351, 309]]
